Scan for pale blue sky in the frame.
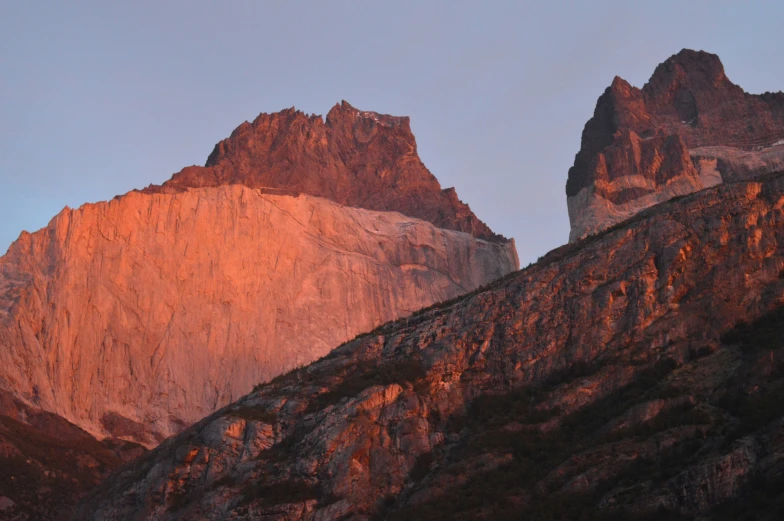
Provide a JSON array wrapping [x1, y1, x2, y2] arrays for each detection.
[[2, 1, 783, 264]]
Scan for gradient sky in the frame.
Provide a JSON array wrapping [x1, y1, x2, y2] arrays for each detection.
[[2, 1, 783, 265]]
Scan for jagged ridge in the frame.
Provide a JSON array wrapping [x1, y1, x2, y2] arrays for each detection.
[[566, 49, 784, 241], [145, 101, 505, 241], [0, 102, 518, 516], [75, 171, 784, 520]]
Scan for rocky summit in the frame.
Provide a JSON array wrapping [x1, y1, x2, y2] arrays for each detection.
[[146, 101, 503, 241], [75, 171, 784, 520], [0, 104, 517, 518], [567, 49, 784, 241], [5, 49, 784, 521]]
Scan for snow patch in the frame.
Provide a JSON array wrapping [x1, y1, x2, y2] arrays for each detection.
[[360, 111, 382, 123]]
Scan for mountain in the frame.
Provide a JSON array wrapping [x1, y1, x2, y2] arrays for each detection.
[[0, 104, 517, 517], [0, 389, 144, 521], [0, 187, 515, 444], [145, 101, 503, 242], [567, 49, 784, 241], [74, 168, 784, 520]]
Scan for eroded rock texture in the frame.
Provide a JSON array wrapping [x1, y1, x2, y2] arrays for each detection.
[[0, 186, 516, 446], [75, 173, 784, 520], [146, 101, 502, 241], [567, 48, 784, 241]]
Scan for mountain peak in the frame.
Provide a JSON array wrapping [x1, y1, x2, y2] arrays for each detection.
[[656, 48, 725, 78], [325, 100, 411, 131], [74, 169, 784, 521], [149, 103, 504, 241], [327, 99, 356, 115], [643, 48, 739, 102], [566, 50, 784, 241]]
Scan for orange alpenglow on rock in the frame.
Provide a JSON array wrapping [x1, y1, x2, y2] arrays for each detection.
[[566, 49, 784, 241], [74, 171, 784, 521], [0, 103, 518, 446], [146, 101, 505, 241]]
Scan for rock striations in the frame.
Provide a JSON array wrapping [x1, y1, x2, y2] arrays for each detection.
[[75, 171, 784, 520], [0, 103, 517, 518], [567, 49, 784, 241], [0, 103, 517, 451], [8, 50, 784, 520], [0, 188, 516, 447]]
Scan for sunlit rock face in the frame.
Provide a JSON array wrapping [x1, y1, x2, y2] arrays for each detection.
[[0, 104, 517, 445], [567, 49, 784, 241], [75, 173, 784, 521], [0, 187, 516, 445]]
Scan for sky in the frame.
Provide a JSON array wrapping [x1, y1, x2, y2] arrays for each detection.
[[1, 1, 783, 265]]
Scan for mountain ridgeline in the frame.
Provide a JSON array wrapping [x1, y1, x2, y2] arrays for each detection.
[[4, 49, 784, 521], [0, 103, 517, 519], [76, 170, 784, 520], [74, 50, 784, 521], [567, 49, 784, 241]]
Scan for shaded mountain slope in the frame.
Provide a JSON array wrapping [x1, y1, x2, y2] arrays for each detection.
[[0, 390, 144, 520], [75, 172, 784, 520], [0, 102, 516, 518]]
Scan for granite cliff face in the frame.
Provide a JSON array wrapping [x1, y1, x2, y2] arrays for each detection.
[[75, 172, 784, 520], [0, 103, 516, 517], [567, 49, 784, 241], [0, 186, 516, 446], [146, 101, 502, 241], [0, 102, 516, 454]]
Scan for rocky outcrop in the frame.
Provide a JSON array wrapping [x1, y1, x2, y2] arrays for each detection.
[[74, 172, 784, 520], [567, 49, 784, 241], [145, 101, 503, 241], [0, 185, 516, 446]]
